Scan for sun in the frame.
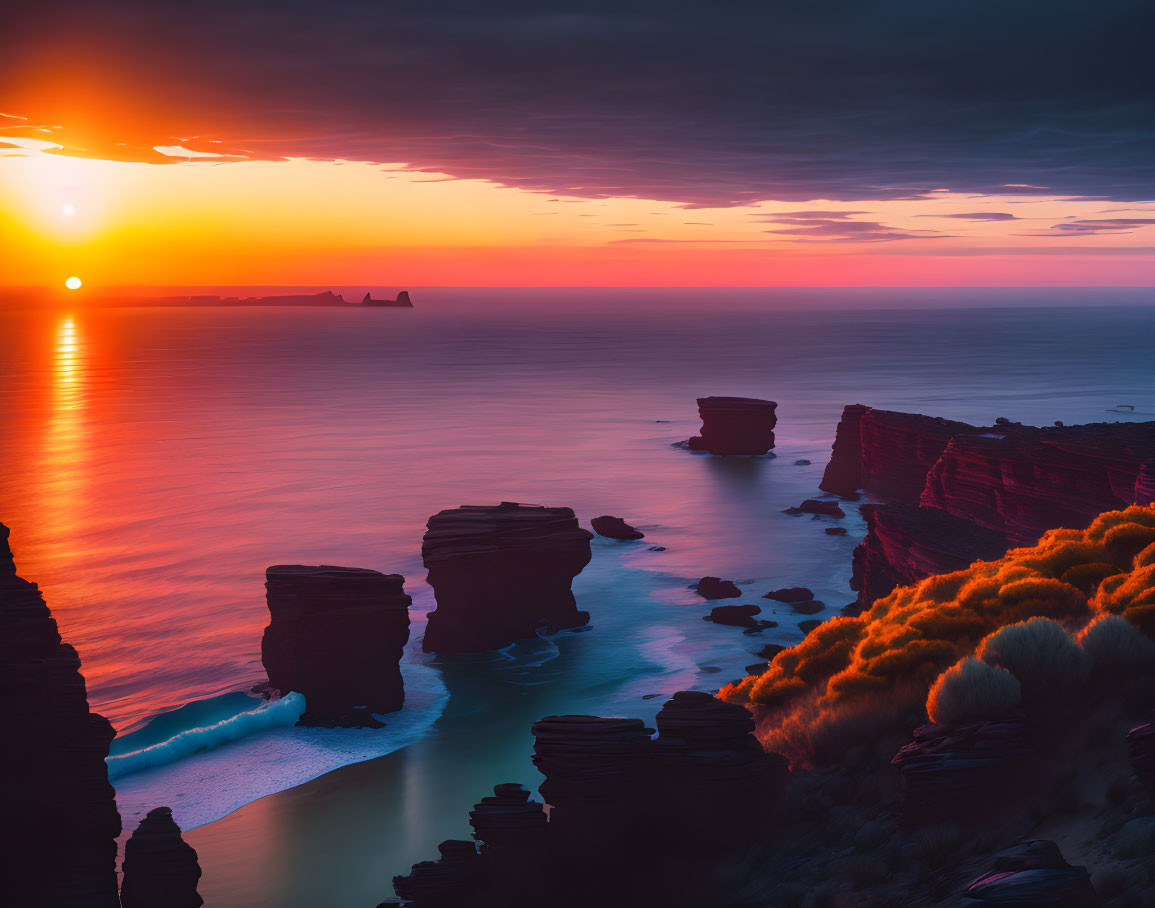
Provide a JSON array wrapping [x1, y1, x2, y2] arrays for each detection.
[[65, 276, 82, 290]]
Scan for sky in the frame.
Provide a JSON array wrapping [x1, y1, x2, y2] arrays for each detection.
[[2, 0, 1154, 288]]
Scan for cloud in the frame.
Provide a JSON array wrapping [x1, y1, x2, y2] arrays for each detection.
[[919, 212, 1019, 221], [3, 1, 1155, 206], [764, 217, 946, 243], [1022, 218, 1155, 236]]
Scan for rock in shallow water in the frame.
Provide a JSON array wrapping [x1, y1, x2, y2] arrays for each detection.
[[686, 396, 777, 455], [695, 576, 742, 599], [764, 586, 814, 603], [421, 502, 593, 653], [590, 515, 645, 539], [704, 603, 763, 627], [0, 522, 122, 908], [261, 564, 411, 725], [120, 807, 203, 908], [785, 499, 846, 518]]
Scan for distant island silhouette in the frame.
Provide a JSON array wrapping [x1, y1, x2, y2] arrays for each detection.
[[153, 290, 413, 308]]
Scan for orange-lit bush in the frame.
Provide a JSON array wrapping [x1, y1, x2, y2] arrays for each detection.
[[926, 657, 1021, 726], [720, 506, 1155, 760], [976, 618, 1089, 699]]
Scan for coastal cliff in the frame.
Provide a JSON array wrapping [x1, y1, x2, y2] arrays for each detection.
[[821, 406, 1155, 608], [0, 523, 122, 907], [421, 502, 593, 653], [262, 565, 411, 725], [119, 807, 203, 908]]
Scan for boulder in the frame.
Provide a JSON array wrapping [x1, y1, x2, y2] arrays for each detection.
[[763, 587, 814, 603], [696, 576, 742, 599], [704, 604, 763, 627], [785, 499, 845, 518], [590, 515, 645, 540], [961, 839, 1097, 906], [422, 503, 593, 652]]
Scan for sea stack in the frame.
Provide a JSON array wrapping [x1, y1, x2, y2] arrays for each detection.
[[421, 502, 593, 652], [687, 396, 777, 454], [262, 565, 411, 725], [0, 522, 122, 907], [119, 807, 204, 908]]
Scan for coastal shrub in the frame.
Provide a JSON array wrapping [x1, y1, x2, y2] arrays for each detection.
[[1077, 615, 1155, 674], [976, 618, 1090, 698], [926, 657, 1021, 726], [718, 505, 1155, 765]]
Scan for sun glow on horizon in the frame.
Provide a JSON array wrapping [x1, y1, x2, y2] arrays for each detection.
[[65, 276, 82, 289]]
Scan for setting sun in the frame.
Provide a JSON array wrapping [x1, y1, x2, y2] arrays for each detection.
[[64, 276, 82, 290]]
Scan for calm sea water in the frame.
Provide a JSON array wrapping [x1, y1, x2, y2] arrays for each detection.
[[2, 289, 1153, 906]]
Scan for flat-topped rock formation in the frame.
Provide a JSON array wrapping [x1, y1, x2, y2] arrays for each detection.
[[362, 290, 414, 307], [0, 522, 122, 907], [119, 807, 204, 908], [421, 503, 593, 652], [819, 406, 1155, 608], [262, 565, 411, 725], [687, 396, 777, 454]]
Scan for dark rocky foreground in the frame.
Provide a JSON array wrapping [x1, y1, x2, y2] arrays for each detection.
[[262, 564, 411, 725], [820, 405, 1155, 609], [421, 502, 593, 652], [0, 522, 122, 907], [120, 807, 203, 908], [383, 691, 787, 907], [686, 396, 777, 455]]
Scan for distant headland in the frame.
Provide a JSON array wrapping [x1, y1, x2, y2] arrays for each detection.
[[153, 290, 414, 308]]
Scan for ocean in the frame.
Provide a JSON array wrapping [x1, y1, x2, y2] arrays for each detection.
[[1, 288, 1152, 906]]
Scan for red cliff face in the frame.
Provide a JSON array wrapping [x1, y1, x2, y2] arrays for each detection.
[[822, 407, 1155, 609], [261, 565, 411, 725], [850, 504, 1008, 609], [0, 523, 122, 907], [922, 425, 1155, 545], [421, 502, 593, 653], [687, 396, 777, 455], [820, 405, 981, 502]]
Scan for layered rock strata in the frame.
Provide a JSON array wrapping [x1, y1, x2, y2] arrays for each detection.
[[422, 503, 593, 652], [389, 692, 785, 906], [820, 406, 1155, 608], [119, 807, 204, 908], [687, 396, 777, 455], [262, 565, 411, 725], [0, 522, 122, 907]]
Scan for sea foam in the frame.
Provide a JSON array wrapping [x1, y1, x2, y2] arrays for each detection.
[[111, 662, 448, 833]]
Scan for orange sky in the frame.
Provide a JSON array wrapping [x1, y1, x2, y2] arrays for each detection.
[[2, 132, 1154, 288]]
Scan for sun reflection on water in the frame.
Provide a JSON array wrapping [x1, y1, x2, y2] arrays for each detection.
[[43, 315, 89, 528]]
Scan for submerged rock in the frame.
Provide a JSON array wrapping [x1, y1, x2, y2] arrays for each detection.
[[696, 576, 742, 599], [790, 600, 825, 615], [825, 526, 848, 536], [0, 522, 122, 908], [262, 564, 411, 725], [686, 396, 777, 455], [120, 807, 203, 908], [590, 515, 645, 540], [422, 502, 593, 652]]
